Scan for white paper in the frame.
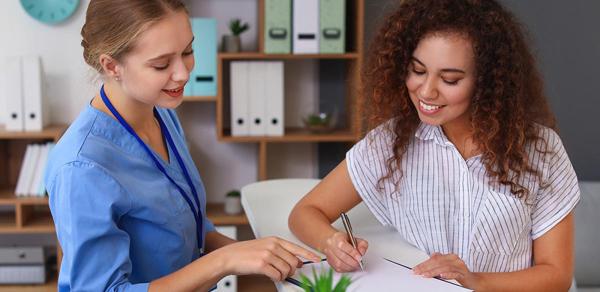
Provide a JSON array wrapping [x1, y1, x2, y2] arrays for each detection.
[[290, 252, 472, 292]]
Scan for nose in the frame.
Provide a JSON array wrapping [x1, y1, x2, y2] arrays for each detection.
[[171, 58, 190, 83], [418, 76, 438, 100]]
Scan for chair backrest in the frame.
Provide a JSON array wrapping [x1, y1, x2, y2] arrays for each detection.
[[574, 181, 600, 287], [241, 178, 379, 251]]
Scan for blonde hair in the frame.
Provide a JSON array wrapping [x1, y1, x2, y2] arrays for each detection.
[[81, 0, 188, 73]]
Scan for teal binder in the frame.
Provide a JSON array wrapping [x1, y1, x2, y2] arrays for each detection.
[[320, 0, 346, 54], [190, 18, 217, 96], [264, 0, 291, 54]]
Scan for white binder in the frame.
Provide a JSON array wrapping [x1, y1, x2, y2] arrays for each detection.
[[215, 226, 238, 292], [15, 144, 34, 196], [3, 57, 24, 131], [265, 62, 284, 136], [17, 144, 40, 197], [230, 62, 250, 137], [293, 0, 319, 54], [22, 56, 48, 131], [29, 143, 49, 196], [248, 62, 267, 136]]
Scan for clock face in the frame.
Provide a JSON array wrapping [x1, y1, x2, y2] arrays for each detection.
[[20, 0, 80, 25]]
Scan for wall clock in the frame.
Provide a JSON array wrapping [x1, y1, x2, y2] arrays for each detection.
[[20, 0, 80, 25]]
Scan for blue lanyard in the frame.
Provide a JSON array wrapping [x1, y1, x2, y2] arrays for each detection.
[[100, 85, 203, 249]]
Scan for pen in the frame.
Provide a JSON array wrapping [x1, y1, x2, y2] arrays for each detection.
[[340, 212, 365, 271]]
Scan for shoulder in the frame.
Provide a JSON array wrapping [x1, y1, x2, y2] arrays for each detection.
[[45, 106, 99, 183], [527, 124, 567, 163], [363, 118, 398, 147]]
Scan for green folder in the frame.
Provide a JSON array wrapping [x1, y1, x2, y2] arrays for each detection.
[[320, 0, 346, 53], [264, 0, 291, 54]]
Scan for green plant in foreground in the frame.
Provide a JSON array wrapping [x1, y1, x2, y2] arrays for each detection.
[[299, 266, 353, 292]]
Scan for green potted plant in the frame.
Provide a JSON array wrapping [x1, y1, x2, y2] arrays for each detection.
[[224, 190, 242, 214], [302, 112, 334, 133], [299, 266, 353, 292], [222, 18, 249, 53]]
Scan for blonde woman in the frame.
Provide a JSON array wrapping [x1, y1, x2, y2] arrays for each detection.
[[45, 1, 319, 291]]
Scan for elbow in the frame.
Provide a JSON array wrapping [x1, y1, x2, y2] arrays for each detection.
[[557, 275, 573, 292], [288, 202, 302, 236], [548, 266, 573, 292]]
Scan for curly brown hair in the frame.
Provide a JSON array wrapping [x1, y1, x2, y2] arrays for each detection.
[[362, 0, 556, 199]]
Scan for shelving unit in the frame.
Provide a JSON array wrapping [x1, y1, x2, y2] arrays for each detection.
[[217, 0, 365, 180], [0, 126, 248, 290], [0, 125, 66, 289]]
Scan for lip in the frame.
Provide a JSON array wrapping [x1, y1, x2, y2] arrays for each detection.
[[162, 86, 184, 98], [418, 99, 446, 115]]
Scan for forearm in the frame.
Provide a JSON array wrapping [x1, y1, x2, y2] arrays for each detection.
[[204, 231, 237, 253], [289, 205, 338, 252], [148, 249, 227, 292], [473, 264, 572, 292]]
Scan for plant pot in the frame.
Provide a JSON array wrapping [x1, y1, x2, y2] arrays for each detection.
[[224, 196, 242, 214], [222, 35, 241, 53]]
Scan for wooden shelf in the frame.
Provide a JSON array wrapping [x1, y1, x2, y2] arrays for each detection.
[[219, 128, 359, 143], [0, 209, 16, 230], [219, 52, 360, 60], [21, 208, 54, 233], [183, 95, 216, 102], [206, 203, 248, 226], [0, 188, 48, 205], [0, 125, 67, 141]]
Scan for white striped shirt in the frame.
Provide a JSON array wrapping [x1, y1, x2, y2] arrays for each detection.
[[347, 121, 580, 272]]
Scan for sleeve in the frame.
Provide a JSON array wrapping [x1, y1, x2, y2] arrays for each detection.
[[346, 124, 394, 226], [47, 161, 149, 292], [531, 129, 581, 240]]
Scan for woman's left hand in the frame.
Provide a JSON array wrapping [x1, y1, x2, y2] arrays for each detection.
[[413, 253, 481, 289]]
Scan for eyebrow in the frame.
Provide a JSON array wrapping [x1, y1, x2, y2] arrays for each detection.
[[147, 37, 194, 62], [411, 57, 466, 74]]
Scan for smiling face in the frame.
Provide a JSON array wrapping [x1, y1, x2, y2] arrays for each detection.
[[405, 33, 476, 129], [114, 10, 194, 109]]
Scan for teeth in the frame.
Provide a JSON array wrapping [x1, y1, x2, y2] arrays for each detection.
[[420, 100, 442, 111]]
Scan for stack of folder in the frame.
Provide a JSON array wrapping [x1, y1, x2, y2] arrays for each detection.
[[15, 143, 54, 197], [230, 61, 284, 137], [264, 0, 346, 54], [2, 56, 49, 132]]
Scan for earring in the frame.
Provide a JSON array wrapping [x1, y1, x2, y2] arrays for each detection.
[[114, 76, 121, 81]]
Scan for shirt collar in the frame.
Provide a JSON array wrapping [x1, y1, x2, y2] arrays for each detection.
[[414, 122, 451, 146]]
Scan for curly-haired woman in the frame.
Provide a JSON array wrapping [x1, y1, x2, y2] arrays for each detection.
[[289, 0, 579, 290]]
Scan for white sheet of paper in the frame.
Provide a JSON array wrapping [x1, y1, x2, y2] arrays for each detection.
[[290, 252, 473, 292]]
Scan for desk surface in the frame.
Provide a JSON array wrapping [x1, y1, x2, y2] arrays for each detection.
[[275, 224, 430, 291]]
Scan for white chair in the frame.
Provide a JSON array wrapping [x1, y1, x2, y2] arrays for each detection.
[[240, 178, 392, 252]]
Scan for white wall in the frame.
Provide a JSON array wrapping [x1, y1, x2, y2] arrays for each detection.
[[0, 0, 318, 203]]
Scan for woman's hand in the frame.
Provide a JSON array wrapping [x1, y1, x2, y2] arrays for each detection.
[[413, 253, 480, 289], [218, 236, 321, 282], [320, 231, 368, 272]]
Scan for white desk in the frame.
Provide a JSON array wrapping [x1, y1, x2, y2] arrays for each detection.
[[275, 224, 430, 291], [239, 178, 431, 292]]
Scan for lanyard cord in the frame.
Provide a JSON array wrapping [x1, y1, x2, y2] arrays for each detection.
[[100, 85, 203, 249]]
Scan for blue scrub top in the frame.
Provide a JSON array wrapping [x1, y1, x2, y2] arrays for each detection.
[[44, 104, 215, 292]]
